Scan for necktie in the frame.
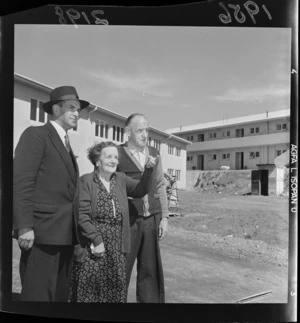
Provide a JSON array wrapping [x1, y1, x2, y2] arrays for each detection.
[[64, 133, 71, 153]]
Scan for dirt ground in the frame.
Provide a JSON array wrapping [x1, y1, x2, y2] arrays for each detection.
[[127, 190, 289, 303], [12, 190, 289, 303]]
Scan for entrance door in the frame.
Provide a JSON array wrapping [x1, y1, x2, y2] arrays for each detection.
[[251, 169, 268, 195], [251, 170, 260, 195], [197, 155, 204, 170], [235, 152, 244, 170], [260, 169, 269, 196]]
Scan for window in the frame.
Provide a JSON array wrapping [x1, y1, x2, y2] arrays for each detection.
[[236, 129, 244, 137], [30, 98, 48, 123], [187, 156, 193, 162], [168, 144, 174, 155], [190, 136, 194, 141], [167, 168, 174, 176], [250, 151, 260, 159], [209, 132, 217, 139], [186, 136, 190, 141], [152, 138, 161, 151], [175, 147, 181, 157], [95, 121, 109, 138], [30, 98, 37, 121], [277, 123, 287, 131], [112, 125, 124, 142], [198, 134, 204, 142], [175, 170, 181, 181], [222, 131, 230, 137], [251, 127, 260, 134], [148, 137, 160, 151], [222, 153, 230, 160], [208, 154, 217, 161]]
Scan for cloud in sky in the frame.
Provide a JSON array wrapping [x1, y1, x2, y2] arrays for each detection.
[[213, 84, 290, 103], [86, 69, 173, 99], [179, 103, 193, 109]]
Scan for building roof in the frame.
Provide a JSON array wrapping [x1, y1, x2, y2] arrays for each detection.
[[15, 73, 53, 92], [165, 109, 290, 135], [14, 73, 190, 145], [89, 105, 191, 144]]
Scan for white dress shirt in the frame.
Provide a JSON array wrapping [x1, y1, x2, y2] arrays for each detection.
[[129, 147, 151, 216], [130, 148, 147, 168], [50, 120, 68, 148]]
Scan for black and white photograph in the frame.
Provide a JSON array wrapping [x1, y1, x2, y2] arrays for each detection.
[[0, 1, 298, 322]]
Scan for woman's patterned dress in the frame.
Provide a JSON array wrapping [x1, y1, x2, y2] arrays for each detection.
[[69, 173, 126, 303]]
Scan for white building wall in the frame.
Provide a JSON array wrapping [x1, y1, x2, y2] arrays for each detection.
[[181, 118, 289, 142], [186, 143, 289, 171], [14, 77, 188, 188], [162, 138, 187, 189], [181, 115, 289, 171]]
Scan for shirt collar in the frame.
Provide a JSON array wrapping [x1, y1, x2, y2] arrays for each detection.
[[127, 143, 146, 156], [50, 120, 67, 141], [130, 148, 146, 156], [93, 170, 116, 183]]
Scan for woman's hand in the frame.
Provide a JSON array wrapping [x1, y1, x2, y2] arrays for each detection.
[[90, 242, 105, 258], [145, 155, 159, 168], [18, 228, 35, 250]]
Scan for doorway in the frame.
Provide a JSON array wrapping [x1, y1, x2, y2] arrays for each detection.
[[251, 169, 269, 196], [197, 155, 204, 170], [235, 152, 244, 170]]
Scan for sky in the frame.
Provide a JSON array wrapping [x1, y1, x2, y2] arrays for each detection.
[[14, 25, 291, 131]]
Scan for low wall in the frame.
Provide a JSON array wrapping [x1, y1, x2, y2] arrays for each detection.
[[186, 170, 252, 194], [186, 169, 289, 195]]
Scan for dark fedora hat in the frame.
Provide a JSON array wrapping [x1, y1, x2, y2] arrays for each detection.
[[42, 86, 90, 114]]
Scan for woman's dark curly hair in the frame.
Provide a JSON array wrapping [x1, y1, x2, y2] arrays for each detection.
[[87, 141, 118, 166]]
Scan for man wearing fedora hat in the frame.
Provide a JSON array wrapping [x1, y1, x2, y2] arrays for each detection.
[[13, 86, 89, 301]]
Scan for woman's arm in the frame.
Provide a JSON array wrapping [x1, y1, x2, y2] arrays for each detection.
[[78, 176, 103, 247], [124, 160, 155, 198]]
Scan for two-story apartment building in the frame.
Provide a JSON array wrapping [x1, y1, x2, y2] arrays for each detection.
[[166, 110, 290, 171], [14, 74, 190, 188]]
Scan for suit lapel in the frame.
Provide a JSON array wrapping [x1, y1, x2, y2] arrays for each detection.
[[70, 148, 79, 175], [45, 122, 77, 184]]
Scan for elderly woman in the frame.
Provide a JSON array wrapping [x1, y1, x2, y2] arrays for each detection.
[[69, 141, 157, 303]]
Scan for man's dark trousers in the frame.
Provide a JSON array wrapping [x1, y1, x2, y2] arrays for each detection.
[[126, 212, 165, 303], [20, 244, 74, 301]]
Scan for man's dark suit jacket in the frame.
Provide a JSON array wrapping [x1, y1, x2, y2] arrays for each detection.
[[13, 122, 79, 245]]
